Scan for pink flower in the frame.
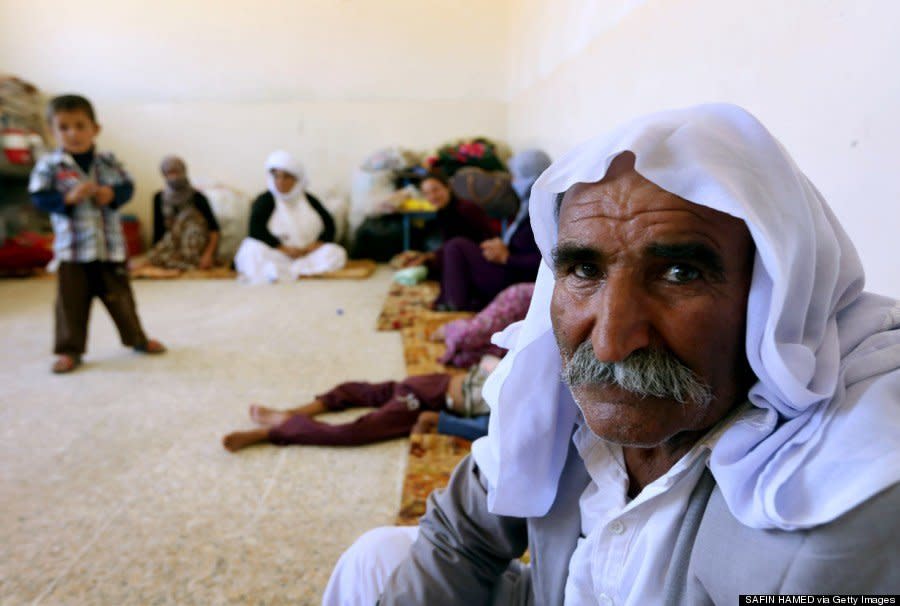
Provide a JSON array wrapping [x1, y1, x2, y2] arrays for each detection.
[[460, 142, 482, 157]]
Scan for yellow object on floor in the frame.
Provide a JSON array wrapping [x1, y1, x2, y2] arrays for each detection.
[[398, 198, 436, 212]]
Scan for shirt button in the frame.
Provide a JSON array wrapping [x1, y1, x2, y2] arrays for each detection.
[[598, 594, 614, 606], [608, 520, 625, 535]]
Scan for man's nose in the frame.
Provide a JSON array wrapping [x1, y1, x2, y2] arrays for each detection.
[[590, 274, 652, 363]]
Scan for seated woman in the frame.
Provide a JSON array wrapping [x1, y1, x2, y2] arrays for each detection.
[[142, 155, 220, 273], [427, 150, 550, 311], [399, 172, 495, 289], [234, 150, 346, 283], [434, 281, 535, 368], [221, 355, 499, 452]]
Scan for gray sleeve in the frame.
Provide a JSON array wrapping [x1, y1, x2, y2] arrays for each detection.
[[379, 454, 530, 605], [779, 483, 900, 594]]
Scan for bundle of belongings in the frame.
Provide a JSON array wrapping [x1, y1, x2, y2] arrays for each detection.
[[350, 138, 516, 262], [0, 76, 47, 175], [349, 147, 422, 261], [1, 75, 53, 274], [194, 183, 250, 264]]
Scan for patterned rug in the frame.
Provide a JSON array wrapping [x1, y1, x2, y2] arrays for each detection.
[[396, 434, 472, 526], [125, 259, 377, 280], [306, 259, 377, 280], [130, 265, 236, 280], [376, 281, 441, 331], [395, 311, 476, 526], [401, 310, 473, 375]]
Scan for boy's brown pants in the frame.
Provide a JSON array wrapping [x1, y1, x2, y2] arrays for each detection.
[[54, 261, 149, 356]]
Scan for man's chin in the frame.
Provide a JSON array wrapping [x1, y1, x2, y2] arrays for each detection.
[[570, 384, 676, 448]]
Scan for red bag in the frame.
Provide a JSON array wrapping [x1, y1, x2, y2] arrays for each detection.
[[120, 215, 143, 258]]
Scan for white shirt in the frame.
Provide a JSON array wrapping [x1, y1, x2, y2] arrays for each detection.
[[564, 406, 749, 606]]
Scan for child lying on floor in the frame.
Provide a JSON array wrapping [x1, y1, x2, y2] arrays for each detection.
[[433, 281, 534, 368], [222, 356, 498, 452]]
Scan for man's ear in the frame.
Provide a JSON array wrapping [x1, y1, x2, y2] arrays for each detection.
[[93, 122, 102, 138]]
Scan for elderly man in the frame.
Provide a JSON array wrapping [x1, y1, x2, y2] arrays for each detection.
[[324, 104, 900, 604]]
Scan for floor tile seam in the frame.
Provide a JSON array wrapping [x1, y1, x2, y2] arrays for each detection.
[[241, 448, 287, 537]]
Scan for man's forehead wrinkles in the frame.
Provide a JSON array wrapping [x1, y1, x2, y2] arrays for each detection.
[[562, 181, 724, 227], [560, 202, 723, 228]]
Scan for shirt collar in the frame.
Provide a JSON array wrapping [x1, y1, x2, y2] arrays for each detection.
[[573, 401, 754, 501]]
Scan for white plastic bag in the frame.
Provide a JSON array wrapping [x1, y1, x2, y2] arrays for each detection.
[[198, 183, 251, 263]]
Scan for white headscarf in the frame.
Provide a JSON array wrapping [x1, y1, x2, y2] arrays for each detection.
[[503, 149, 552, 245], [265, 150, 323, 249], [471, 103, 900, 531]]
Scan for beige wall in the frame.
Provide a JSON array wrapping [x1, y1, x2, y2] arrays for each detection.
[[0, 0, 510, 238], [4, 0, 897, 294], [506, 0, 900, 295]]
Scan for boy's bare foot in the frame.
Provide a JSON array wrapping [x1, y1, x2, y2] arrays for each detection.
[[51, 354, 81, 374], [134, 339, 166, 354], [249, 404, 291, 427], [128, 256, 149, 270], [222, 429, 269, 452]]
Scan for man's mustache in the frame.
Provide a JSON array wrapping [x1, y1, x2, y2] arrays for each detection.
[[561, 341, 713, 407]]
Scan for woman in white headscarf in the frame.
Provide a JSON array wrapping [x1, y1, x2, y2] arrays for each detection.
[[234, 151, 347, 283]]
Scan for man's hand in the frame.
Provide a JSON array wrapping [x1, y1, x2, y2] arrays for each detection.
[[93, 185, 115, 206], [480, 238, 510, 264], [279, 245, 305, 259], [404, 251, 435, 267], [64, 181, 97, 205], [301, 241, 323, 255]]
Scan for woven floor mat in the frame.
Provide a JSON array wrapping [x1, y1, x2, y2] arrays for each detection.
[[395, 433, 472, 526], [375, 281, 441, 331], [127, 259, 377, 280], [401, 310, 474, 375]]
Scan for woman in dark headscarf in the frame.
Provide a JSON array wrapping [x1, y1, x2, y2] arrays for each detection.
[[431, 149, 551, 311], [145, 155, 220, 271]]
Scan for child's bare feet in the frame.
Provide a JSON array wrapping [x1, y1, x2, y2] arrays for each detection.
[[249, 404, 291, 427], [51, 354, 81, 374], [222, 429, 269, 452]]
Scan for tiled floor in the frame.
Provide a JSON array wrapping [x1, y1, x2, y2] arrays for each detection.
[[0, 268, 408, 605]]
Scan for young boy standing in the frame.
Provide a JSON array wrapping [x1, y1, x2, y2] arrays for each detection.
[[29, 94, 165, 373]]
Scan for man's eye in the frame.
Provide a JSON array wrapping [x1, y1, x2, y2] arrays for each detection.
[[573, 263, 599, 280], [663, 264, 700, 283]]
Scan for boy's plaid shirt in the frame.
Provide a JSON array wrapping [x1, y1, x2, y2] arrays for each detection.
[[29, 149, 132, 263]]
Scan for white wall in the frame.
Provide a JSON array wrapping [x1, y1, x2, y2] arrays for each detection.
[[0, 0, 510, 240], [4, 0, 897, 293], [507, 0, 900, 296]]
